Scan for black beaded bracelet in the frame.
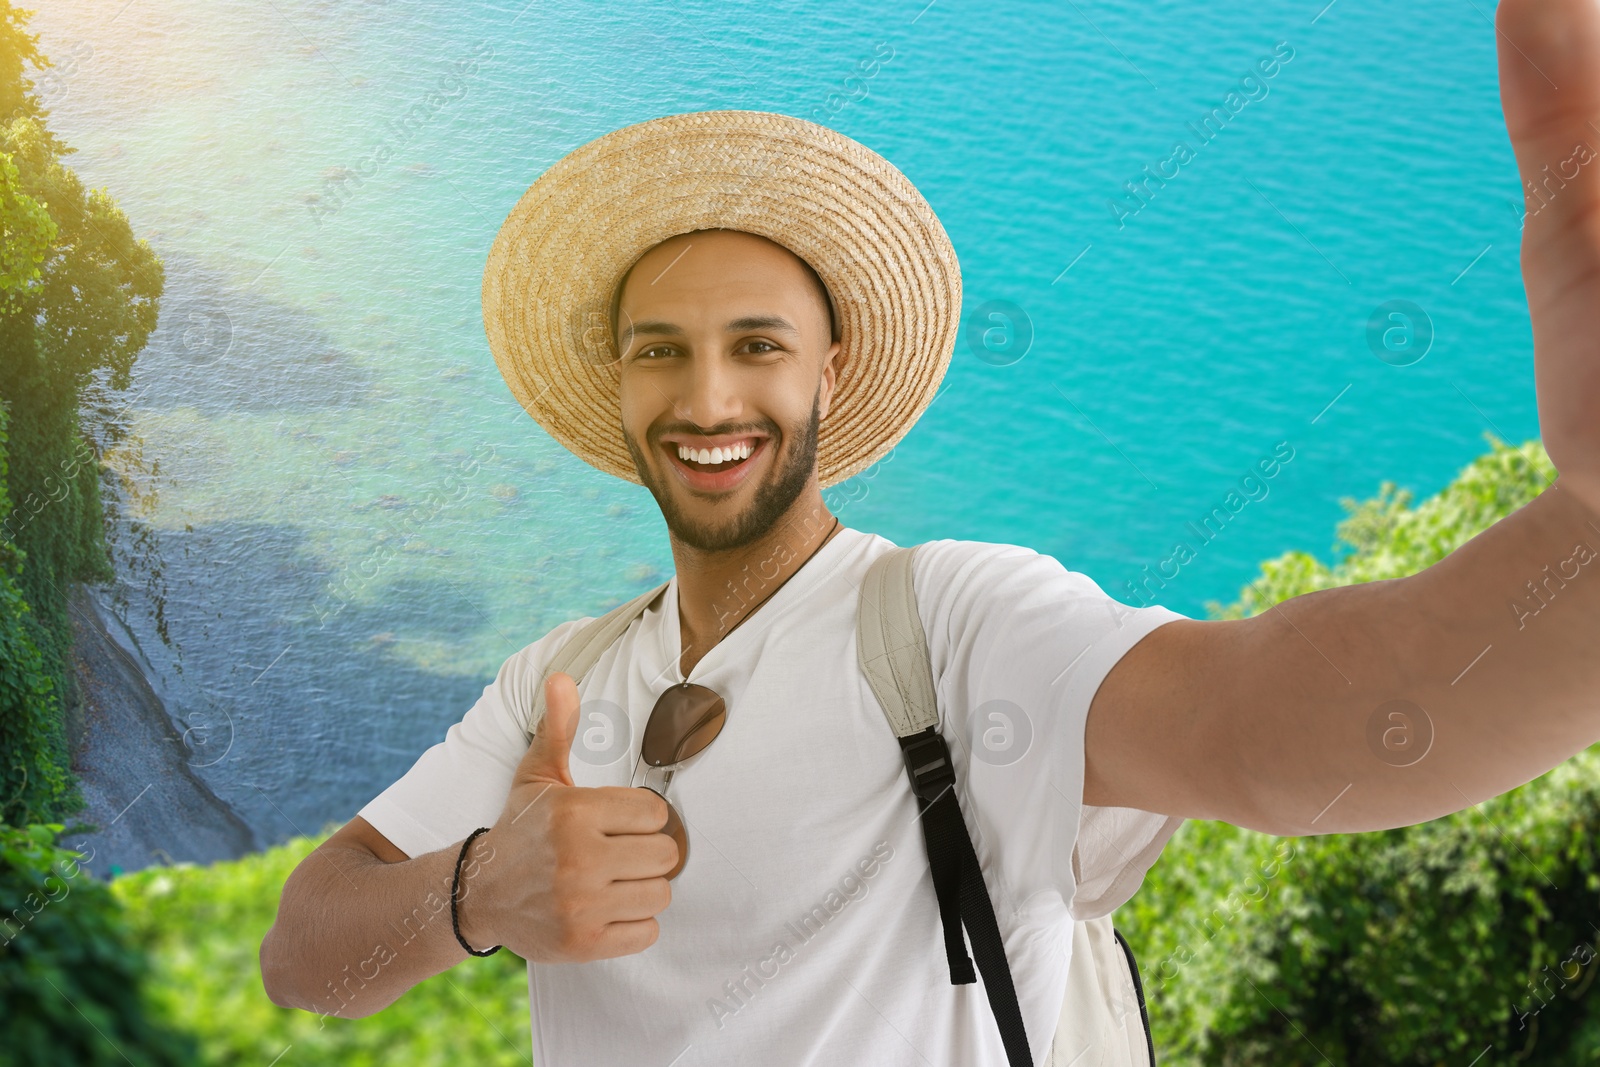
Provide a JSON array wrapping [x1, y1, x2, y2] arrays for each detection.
[[451, 826, 501, 957]]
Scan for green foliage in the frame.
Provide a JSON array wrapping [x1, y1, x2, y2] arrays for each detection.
[[0, 0, 163, 822], [0, 16, 191, 1063], [113, 829, 538, 1067], [0, 107, 164, 391], [1122, 437, 1595, 1064], [0, 149, 56, 307], [0, 1, 56, 141], [0, 822, 199, 1066], [1126, 751, 1600, 1064], [0, 406, 73, 824]]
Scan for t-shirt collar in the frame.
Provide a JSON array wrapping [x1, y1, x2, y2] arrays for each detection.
[[653, 525, 864, 686]]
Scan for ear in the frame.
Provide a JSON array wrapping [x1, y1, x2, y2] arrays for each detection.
[[817, 340, 843, 421]]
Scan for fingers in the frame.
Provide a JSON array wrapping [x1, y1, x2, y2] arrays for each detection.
[[516, 673, 582, 787], [498, 778, 669, 856], [574, 785, 672, 835], [595, 875, 673, 924], [593, 828, 681, 881], [586, 917, 662, 960]]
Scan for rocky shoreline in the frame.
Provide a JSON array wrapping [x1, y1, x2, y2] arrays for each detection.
[[59, 585, 257, 879]]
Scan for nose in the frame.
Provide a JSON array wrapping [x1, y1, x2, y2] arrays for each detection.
[[675, 349, 743, 431]]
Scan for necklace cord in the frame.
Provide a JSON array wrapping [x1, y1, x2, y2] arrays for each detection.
[[710, 516, 842, 646]]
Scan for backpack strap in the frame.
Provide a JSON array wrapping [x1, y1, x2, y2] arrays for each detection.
[[858, 545, 940, 735], [526, 579, 671, 740], [858, 545, 1035, 1067]]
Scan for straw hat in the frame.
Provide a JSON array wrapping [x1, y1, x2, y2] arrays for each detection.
[[481, 109, 961, 489]]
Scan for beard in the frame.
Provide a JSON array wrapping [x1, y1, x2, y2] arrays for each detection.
[[623, 385, 821, 553]]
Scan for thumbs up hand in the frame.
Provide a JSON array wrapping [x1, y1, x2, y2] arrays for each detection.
[[453, 673, 680, 963]]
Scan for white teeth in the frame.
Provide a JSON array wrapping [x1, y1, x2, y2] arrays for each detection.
[[675, 441, 755, 465]]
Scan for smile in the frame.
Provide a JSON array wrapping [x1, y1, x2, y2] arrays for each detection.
[[661, 435, 767, 492]]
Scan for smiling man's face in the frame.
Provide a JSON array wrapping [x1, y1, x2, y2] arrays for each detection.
[[615, 228, 843, 553]]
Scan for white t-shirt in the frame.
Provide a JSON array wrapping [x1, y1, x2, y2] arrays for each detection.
[[358, 528, 1188, 1066]]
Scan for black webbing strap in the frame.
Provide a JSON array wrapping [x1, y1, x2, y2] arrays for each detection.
[[899, 726, 1034, 1067]]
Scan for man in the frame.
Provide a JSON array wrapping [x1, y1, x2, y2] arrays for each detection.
[[260, 2, 1600, 1063]]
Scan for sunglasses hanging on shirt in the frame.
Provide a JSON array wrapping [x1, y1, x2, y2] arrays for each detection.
[[630, 517, 842, 879], [630, 682, 726, 880]]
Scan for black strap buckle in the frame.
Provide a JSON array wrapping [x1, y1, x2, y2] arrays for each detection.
[[899, 727, 956, 804]]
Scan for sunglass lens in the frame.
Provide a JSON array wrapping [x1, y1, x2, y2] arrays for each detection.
[[641, 682, 727, 767]]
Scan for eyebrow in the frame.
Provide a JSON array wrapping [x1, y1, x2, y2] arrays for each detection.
[[620, 315, 800, 348]]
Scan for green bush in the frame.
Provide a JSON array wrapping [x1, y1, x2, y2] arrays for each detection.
[[0, 822, 199, 1066], [1121, 436, 1600, 1064], [0, 406, 74, 826], [112, 829, 537, 1067], [0, 0, 164, 822]]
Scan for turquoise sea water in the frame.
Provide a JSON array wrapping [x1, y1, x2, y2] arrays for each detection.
[[31, 0, 1538, 842]]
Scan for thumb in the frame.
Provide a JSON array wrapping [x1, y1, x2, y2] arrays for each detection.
[[520, 672, 580, 787]]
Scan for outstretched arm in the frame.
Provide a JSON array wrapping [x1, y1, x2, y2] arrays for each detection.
[[1084, 0, 1600, 837], [1087, 477, 1600, 836]]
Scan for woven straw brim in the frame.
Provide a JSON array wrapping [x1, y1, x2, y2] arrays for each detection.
[[481, 109, 961, 489]]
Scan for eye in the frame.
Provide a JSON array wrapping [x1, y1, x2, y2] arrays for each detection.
[[635, 344, 676, 361], [742, 340, 780, 355]]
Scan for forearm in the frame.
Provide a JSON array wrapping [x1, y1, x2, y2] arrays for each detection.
[[259, 835, 492, 1018], [1229, 475, 1600, 836]]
